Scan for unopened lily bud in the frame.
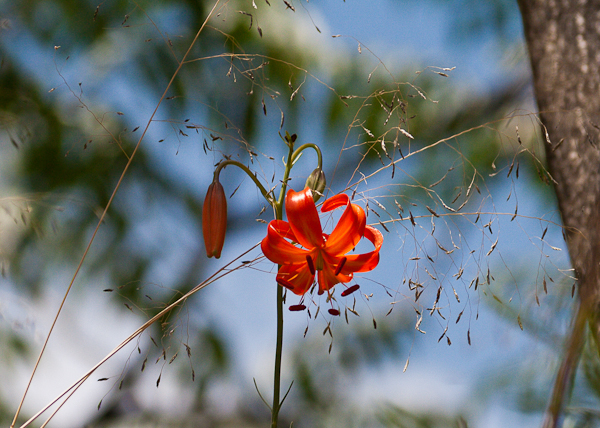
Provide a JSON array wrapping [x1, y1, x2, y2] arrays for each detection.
[[202, 179, 227, 258], [305, 168, 326, 202]]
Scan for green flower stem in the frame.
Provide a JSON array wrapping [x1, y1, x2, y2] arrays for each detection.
[[218, 136, 317, 427], [214, 160, 275, 207], [276, 143, 296, 216], [271, 138, 296, 428], [271, 276, 285, 427], [291, 143, 323, 171]]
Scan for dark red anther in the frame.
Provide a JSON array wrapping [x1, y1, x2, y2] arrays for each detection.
[[328, 308, 340, 316], [306, 255, 316, 275], [289, 304, 307, 311], [341, 284, 360, 297], [277, 278, 295, 290], [334, 257, 347, 276]]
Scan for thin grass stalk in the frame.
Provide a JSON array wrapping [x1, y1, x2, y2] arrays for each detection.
[[10, 2, 223, 427], [18, 243, 259, 428]]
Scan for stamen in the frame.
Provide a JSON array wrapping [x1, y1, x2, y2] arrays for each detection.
[[289, 304, 306, 311], [334, 257, 347, 276], [315, 251, 324, 271], [341, 284, 360, 297], [328, 308, 340, 316], [277, 278, 295, 290], [306, 255, 316, 275]]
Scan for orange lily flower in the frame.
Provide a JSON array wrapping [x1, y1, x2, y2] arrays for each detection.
[[203, 179, 227, 258], [261, 187, 383, 296]]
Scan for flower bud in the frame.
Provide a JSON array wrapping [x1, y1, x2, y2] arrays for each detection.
[[202, 179, 227, 258], [305, 168, 326, 202]]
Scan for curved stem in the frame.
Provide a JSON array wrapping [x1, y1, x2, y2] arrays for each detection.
[[214, 160, 274, 207], [276, 143, 296, 214], [216, 134, 311, 427], [270, 137, 296, 428], [291, 143, 322, 171]]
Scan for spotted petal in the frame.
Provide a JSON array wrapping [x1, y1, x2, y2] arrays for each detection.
[[277, 263, 315, 295], [317, 263, 350, 294]]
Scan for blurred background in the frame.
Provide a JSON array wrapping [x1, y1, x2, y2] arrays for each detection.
[[0, 1, 596, 427]]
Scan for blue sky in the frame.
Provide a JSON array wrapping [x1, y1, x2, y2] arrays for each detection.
[[0, 1, 572, 427]]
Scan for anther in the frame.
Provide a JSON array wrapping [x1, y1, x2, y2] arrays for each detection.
[[341, 284, 360, 297], [334, 257, 347, 276], [277, 278, 295, 290], [306, 255, 316, 275]]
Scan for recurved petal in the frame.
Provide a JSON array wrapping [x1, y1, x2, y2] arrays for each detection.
[[322, 194, 366, 256], [268, 219, 297, 240], [277, 263, 315, 295], [285, 188, 324, 249], [321, 193, 349, 211], [261, 220, 309, 265], [340, 226, 383, 274]]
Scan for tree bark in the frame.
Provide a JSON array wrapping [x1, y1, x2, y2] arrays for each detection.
[[517, 1, 600, 426]]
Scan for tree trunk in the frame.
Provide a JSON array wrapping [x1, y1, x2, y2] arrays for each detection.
[[517, 0, 600, 426]]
